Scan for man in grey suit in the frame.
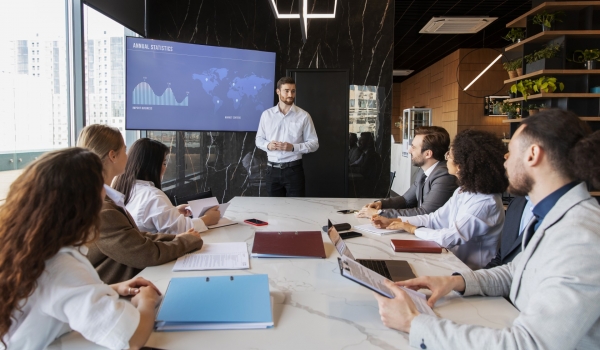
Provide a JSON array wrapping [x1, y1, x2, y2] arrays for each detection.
[[373, 109, 600, 349], [357, 126, 457, 218]]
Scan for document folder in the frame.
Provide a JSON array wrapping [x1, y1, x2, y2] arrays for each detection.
[[390, 239, 443, 253], [155, 274, 273, 331], [251, 231, 326, 258]]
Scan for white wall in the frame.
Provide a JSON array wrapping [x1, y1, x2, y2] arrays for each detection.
[[390, 136, 418, 196]]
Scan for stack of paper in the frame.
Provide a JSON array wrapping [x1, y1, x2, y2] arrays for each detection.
[[186, 197, 230, 218], [354, 224, 404, 236], [173, 242, 249, 271]]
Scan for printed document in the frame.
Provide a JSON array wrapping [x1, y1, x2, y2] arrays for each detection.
[[173, 242, 249, 271], [186, 197, 230, 218], [354, 224, 404, 236]]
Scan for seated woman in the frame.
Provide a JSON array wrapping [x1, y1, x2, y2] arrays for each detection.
[[78, 125, 204, 284], [372, 129, 507, 270], [113, 138, 220, 234], [0, 148, 161, 349]]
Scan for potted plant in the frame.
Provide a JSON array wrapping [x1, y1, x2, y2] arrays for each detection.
[[532, 10, 564, 31], [497, 100, 519, 119], [568, 49, 600, 70], [510, 79, 534, 101], [524, 43, 562, 73], [502, 28, 526, 43], [503, 58, 523, 78], [532, 76, 565, 94], [507, 89, 517, 99], [527, 104, 539, 116], [538, 103, 549, 112]]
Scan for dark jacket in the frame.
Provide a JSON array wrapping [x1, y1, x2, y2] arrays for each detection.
[[87, 198, 204, 284], [379, 161, 457, 218], [485, 196, 529, 269]]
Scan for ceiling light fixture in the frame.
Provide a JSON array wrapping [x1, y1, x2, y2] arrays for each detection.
[[463, 54, 502, 91], [269, 0, 338, 42], [420, 17, 497, 34], [393, 70, 414, 76]]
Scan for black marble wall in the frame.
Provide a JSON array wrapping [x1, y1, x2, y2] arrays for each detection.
[[146, 0, 393, 201]]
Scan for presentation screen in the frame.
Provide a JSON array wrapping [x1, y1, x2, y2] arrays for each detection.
[[126, 37, 276, 132]]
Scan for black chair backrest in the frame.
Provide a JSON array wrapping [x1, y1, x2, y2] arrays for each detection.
[[386, 171, 396, 198], [173, 188, 213, 206]]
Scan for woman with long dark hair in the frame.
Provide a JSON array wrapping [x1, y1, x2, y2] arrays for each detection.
[[113, 138, 220, 234], [0, 148, 161, 349], [78, 125, 204, 284], [372, 129, 508, 269]]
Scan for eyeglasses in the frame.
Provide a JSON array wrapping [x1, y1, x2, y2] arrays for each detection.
[[444, 151, 453, 161]]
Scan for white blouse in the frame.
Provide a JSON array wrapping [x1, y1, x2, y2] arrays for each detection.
[[400, 188, 504, 270], [5, 246, 139, 349], [125, 180, 208, 234]]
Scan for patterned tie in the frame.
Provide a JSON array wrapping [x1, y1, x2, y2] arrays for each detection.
[[417, 173, 427, 206]]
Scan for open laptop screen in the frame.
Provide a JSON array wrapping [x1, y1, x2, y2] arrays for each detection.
[[327, 220, 355, 260]]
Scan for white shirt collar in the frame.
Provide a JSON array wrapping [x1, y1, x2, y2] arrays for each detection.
[[135, 179, 155, 187], [423, 161, 440, 178], [104, 184, 126, 208], [276, 103, 296, 116]]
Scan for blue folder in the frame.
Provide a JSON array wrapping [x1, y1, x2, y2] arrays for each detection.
[[155, 274, 273, 331]]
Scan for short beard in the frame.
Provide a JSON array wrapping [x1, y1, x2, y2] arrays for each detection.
[[507, 163, 534, 197], [280, 97, 295, 106], [412, 155, 425, 168]]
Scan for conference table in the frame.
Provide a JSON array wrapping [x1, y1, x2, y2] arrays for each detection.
[[49, 197, 518, 350]]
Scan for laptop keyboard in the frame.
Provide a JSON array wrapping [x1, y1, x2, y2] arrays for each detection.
[[357, 259, 392, 280]]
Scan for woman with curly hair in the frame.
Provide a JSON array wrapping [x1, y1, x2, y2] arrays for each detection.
[[0, 148, 161, 349], [372, 129, 508, 269]]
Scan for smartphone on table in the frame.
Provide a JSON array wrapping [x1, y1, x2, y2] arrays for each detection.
[[244, 218, 268, 226], [337, 209, 358, 214], [339, 231, 362, 240]]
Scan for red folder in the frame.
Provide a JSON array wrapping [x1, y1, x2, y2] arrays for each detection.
[[390, 239, 443, 254], [252, 231, 326, 258]]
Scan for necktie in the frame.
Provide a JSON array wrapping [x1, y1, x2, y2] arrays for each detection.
[[522, 216, 539, 248], [417, 173, 427, 206]]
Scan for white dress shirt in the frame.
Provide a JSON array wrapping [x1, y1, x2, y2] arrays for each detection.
[[125, 180, 208, 234], [104, 184, 126, 209], [422, 161, 439, 178], [400, 188, 504, 270], [5, 246, 139, 349], [255, 104, 319, 163]]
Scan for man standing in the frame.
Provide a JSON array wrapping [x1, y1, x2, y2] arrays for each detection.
[[357, 126, 457, 218], [373, 109, 600, 349], [255, 77, 318, 197]]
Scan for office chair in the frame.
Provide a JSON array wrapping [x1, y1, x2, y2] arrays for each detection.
[[172, 188, 213, 206], [386, 171, 396, 198]]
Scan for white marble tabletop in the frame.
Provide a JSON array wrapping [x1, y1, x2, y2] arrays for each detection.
[[49, 197, 518, 350]]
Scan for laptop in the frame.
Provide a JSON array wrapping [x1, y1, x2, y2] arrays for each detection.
[[326, 220, 416, 282]]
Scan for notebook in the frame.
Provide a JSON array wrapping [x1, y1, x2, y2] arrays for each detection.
[[155, 274, 273, 331], [327, 220, 415, 281], [390, 239, 443, 253], [251, 231, 326, 258], [354, 224, 404, 236]]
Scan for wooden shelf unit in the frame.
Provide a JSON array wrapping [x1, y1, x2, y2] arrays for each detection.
[[506, 93, 600, 103], [507, 1, 600, 28], [502, 119, 525, 123], [502, 116, 600, 123], [591, 191, 600, 197], [505, 31, 600, 52], [504, 70, 600, 84]]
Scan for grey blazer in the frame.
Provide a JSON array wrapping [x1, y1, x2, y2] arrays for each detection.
[[408, 182, 600, 349], [379, 161, 457, 218]]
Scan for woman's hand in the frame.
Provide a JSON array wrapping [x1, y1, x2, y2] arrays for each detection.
[[201, 206, 221, 226], [387, 220, 417, 234], [371, 215, 400, 229], [177, 204, 192, 217], [177, 227, 201, 239], [111, 277, 162, 297]]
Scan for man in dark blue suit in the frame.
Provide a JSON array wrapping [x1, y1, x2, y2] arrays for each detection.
[[485, 196, 534, 268]]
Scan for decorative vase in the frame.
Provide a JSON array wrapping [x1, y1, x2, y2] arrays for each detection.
[[529, 109, 539, 116], [542, 24, 551, 32], [516, 68, 523, 76], [508, 71, 518, 79], [539, 107, 549, 113], [585, 60, 598, 70]]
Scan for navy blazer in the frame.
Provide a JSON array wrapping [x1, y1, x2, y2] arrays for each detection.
[[485, 196, 528, 269]]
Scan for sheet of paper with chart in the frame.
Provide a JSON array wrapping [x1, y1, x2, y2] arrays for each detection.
[[173, 242, 249, 271], [338, 256, 435, 316]]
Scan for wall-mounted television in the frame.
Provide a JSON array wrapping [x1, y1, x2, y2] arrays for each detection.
[[125, 37, 276, 132]]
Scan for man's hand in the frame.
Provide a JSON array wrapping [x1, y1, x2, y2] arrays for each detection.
[[371, 215, 400, 229], [177, 227, 201, 239], [395, 275, 465, 308], [176, 204, 192, 217], [267, 141, 278, 151], [201, 206, 221, 226], [275, 142, 294, 151], [373, 280, 420, 333], [366, 201, 382, 210], [356, 207, 378, 218], [387, 220, 417, 234], [111, 277, 162, 297]]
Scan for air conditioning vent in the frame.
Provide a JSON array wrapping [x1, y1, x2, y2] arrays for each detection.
[[419, 17, 497, 34]]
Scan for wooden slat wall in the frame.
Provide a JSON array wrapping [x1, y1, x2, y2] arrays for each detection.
[[393, 48, 509, 140]]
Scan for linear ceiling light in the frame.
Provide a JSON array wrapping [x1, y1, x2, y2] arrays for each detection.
[[393, 70, 414, 76], [269, 0, 338, 42], [463, 54, 502, 91]]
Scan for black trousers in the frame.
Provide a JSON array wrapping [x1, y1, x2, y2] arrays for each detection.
[[266, 164, 305, 197]]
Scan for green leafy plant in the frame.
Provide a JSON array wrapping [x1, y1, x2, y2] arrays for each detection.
[[510, 79, 534, 100], [502, 28, 526, 43], [523, 104, 538, 111], [524, 44, 562, 64], [533, 76, 565, 95], [568, 49, 600, 63], [532, 10, 564, 28], [502, 58, 523, 72]]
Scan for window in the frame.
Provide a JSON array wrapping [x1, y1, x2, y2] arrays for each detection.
[[0, 0, 69, 172]]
